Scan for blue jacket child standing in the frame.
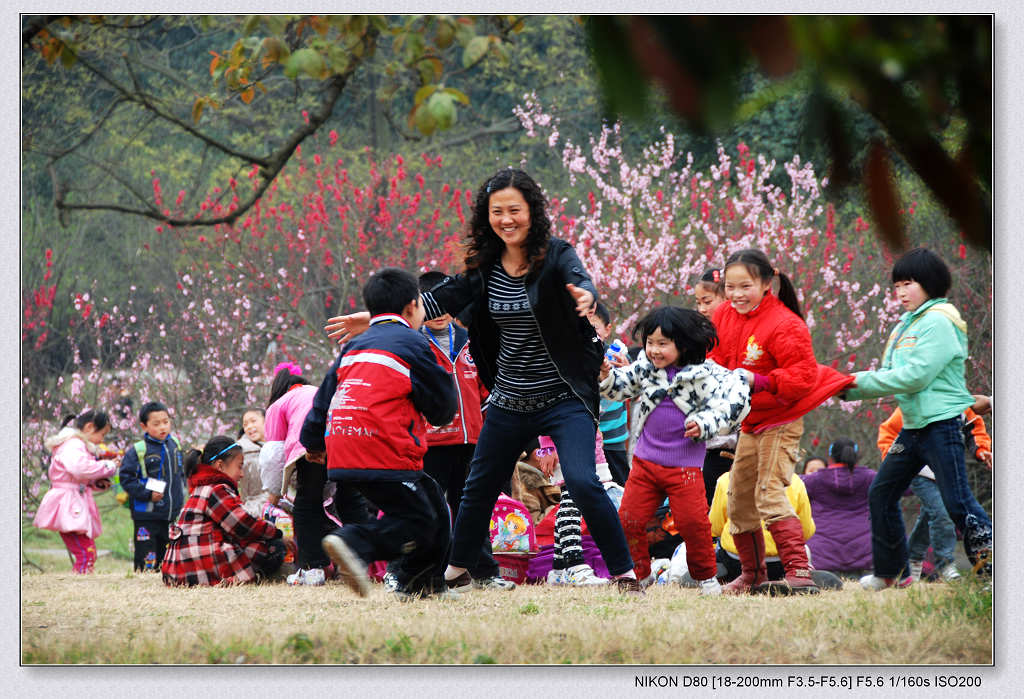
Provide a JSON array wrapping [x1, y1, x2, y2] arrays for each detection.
[[118, 401, 187, 572]]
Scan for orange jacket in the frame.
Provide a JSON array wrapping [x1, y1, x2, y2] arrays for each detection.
[[877, 406, 991, 460]]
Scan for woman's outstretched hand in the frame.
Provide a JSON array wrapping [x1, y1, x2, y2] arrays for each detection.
[[566, 283, 594, 317], [325, 312, 371, 344]]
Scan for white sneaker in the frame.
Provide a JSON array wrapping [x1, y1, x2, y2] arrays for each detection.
[[565, 563, 609, 586], [321, 534, 370, 597], [286, 567, 326, 586], [697, 576, 722, 596], [859, 573, 913, 591], [472, 575, 517, 591], [908, 560, 924, 582], [668, 543, 688, 584], [939, 563, 962, 581], [547, 568, 567, 586], [382, 572, 400, 592]]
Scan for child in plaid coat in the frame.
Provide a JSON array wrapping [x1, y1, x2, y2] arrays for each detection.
[[162, 436, 289, 586]]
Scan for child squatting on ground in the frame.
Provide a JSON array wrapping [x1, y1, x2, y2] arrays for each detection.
[[301, 267, 459, 599], [33, 410, 120, 574], [118, 401, 187, 572], [600, 306, 751, 595], [161, 436, 289, 586]]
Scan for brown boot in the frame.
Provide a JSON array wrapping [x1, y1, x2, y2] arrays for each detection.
[[758, 517, 819, 595], [722, 529, 767, 594]]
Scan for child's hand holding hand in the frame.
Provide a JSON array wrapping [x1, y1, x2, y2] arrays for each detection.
[[325, 312, 371, 344], [93, 478, 111, 491], [684, 420, 702, 439]]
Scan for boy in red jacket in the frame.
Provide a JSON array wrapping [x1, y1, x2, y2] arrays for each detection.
[[301, 268, 458, 599], [405, 271, 513, 591]]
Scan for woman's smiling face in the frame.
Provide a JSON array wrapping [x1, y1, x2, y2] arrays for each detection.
[[488, 186, 531, 250]]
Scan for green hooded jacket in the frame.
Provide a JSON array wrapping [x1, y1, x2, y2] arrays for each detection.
[[845, 297, 974, 428]]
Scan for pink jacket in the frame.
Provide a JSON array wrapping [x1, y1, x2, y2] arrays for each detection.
[[33, 428, 118, 539], [264, 385, 318, 468]]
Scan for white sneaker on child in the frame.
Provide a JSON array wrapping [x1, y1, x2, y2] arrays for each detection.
[[547, 568, 567, 586], [697, 576, 722, 596], [908, 560, 924, 582], [939, 563, 962, 581], [382, 572, 400, 592], [565, 563, 609, 586], [287, 568, 326, 586]]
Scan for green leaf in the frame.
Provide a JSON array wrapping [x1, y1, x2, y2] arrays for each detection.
[[427, 91, 456, 129], [327, 45, 349, 74], [242, 15, 261, 36], [284, 48, 325, 80], [59, 45, 77, 68], [443, 87, 470, 105], [414, 84, 438, 107], [413, 103, 437, 135], [263, 15, 289, 36], [435, 18, 455, 48], [463, 35, 489, 68]]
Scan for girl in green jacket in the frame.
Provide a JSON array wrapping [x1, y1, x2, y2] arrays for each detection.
[[845, 248, 991, 589]]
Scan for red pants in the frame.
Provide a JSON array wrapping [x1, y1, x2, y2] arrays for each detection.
[[60, 532, 97, 574], [618, 457, 716, 580]]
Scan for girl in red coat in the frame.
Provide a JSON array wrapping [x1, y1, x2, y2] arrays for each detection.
[[162, 436, 289, 586], [709, 249, 853, 594]]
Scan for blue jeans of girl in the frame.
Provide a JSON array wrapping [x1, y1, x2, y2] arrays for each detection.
[[907, 475, 957, 568], [869, 415, 991, 578], [450, 398, 634, 576]]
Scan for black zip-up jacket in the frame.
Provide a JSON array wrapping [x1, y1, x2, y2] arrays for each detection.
[[118, 433, 187, 523], [422, 237, 604, 423]]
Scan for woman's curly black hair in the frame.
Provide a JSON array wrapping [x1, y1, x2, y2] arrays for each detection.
[[465, 168, 551, 275]]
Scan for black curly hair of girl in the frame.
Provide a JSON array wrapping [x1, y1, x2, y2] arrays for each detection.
[[465, 168, 551, 275]]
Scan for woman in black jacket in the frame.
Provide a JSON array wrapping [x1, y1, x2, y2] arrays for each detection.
[[327, 168, 638, 592]]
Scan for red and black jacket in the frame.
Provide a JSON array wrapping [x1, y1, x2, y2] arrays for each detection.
[[421, 323, 487, 446], [300, 314, 457, 481]]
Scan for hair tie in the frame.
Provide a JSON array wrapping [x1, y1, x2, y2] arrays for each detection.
[[712, 269, 721, 283], [274, 361, 302, 376]]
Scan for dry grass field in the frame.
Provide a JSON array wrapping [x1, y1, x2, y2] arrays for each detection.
[[21, 552, 991, 665]]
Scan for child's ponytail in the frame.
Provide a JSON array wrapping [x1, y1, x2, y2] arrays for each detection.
[[724, 248, 803, 319], [183, 448, 204, 479], [775, 271, 803, 320], [267, 367, 310, 408], [61, 409, 111, 431], [828, 438, 859, 473]]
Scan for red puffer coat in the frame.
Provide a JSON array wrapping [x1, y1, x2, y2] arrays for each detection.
[[161, 464, 281, 586], [709, 291, 854, 433]]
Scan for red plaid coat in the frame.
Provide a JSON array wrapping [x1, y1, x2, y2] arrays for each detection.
[[162, 464, 281, 586]]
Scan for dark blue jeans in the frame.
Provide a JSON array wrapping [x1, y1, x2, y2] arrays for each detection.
[[450, 398, 634, 576], [869, 415, 992, 578]]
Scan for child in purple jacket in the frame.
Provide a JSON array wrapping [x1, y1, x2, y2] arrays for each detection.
[[802, 439, 874, 575]]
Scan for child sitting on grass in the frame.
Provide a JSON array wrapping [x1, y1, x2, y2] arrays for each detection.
[[162, 436, 289, 586]]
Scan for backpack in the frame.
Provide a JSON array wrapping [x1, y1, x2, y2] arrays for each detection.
[[117, 437, 182, 509], [489, 494, 537, 554]]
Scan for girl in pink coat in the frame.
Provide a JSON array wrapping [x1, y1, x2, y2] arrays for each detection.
[[33, 410, 120, 573]]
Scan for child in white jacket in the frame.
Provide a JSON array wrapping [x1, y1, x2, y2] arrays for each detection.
[[600, 307, 750, 593]]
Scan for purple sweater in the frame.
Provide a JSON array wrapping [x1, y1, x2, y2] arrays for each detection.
[[802, 466, 876, 571], [633, 366, 707, 468]]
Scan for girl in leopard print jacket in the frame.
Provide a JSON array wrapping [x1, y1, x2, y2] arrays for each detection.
[[598, 307, 750, 589]]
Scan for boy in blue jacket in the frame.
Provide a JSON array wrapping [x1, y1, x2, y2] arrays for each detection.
[[301, 268, 457, 599], [118, 401, 187, 571]]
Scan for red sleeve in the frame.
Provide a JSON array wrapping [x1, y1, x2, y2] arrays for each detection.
[[208, 484, 279, 545], [754, 315, 817, 408], [877, 408, 903, 459], [964, 408, 991, 455]]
